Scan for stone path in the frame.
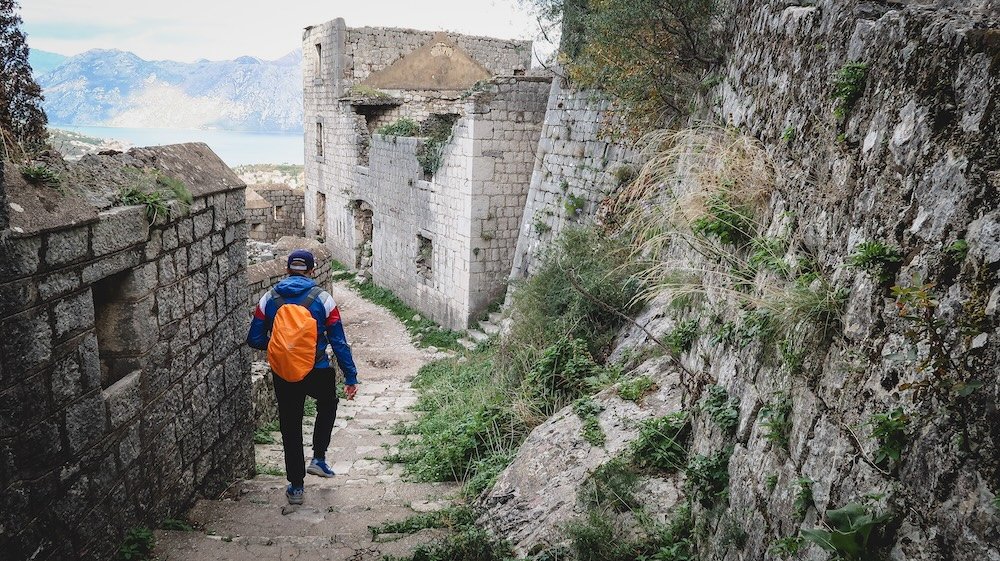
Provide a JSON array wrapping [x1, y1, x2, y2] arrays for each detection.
[[154, 282, 461, 560]]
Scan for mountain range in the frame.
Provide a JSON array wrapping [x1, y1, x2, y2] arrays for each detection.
[[30, 48, 304, 133]]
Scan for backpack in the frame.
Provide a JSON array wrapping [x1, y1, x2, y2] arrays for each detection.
[[267, 286, 325, 382]]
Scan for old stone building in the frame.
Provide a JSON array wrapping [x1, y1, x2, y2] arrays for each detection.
[[302, 19, 551, 329], [0, 144, 254, 560], [245, 183, 306, 242]]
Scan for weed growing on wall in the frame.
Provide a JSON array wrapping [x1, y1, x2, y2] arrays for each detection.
[[19, 163, 60, 188], [832, 62, 869, 119], [631, 412, 690, 472], [699, 385, 740, 433], [759, 392, 793, 449], [686, 448, 731, 507], [793, 478, 814, 518], [580, 457, 641, 512], [664, 319, 699, 354], [868, 407, 909, 469], [377, 118, 420, 137], [801, 502, 893, 561], [573, 397, 606, 447], [617, 375, 655, 402], [848, 241, 903, 284]]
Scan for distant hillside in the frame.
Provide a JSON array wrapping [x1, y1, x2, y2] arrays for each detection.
[[37, 49, 304, 133], [29, 49, 67, 77]]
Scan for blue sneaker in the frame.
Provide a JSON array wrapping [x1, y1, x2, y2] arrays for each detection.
[[307, 458, 335, 478], [286, 484, 304, 505]]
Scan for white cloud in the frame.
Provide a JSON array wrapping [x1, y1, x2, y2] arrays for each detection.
[[24, 0, 553, 63]]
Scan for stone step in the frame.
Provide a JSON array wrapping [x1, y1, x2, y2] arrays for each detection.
[[154, 523, 449, 561], [466, 329, 490, 344], [457, 338, 478, 350], [488, 312, 503, 324], [478, 321, 500, 336]]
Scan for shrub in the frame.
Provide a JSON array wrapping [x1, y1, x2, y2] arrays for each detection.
[[794, 477, 814, 518], [579, 457, 640, 512], [369, 506, 475, 540], [691, 194, 755, 246], [573, 396, 606, 447], [377, 118, 420, 137], [564, 193, 587, 218]]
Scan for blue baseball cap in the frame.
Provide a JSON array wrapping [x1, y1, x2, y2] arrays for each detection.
[[287, 249, 315, 272]]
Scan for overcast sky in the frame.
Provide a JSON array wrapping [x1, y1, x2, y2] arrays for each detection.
[[23, 0, 556, 63]]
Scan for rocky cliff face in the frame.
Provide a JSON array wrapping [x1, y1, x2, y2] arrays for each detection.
[[481, 1, 999, 559]]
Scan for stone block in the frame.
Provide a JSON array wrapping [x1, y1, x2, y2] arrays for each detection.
[[103, 371, 142, 429], [45, 226, 89, 266], [193, 209, 214, 239], [0, 276, 38, 317], [81, 247, 143, 284], [64, 391, 107, 454], [91, 207, 147, 257], [38, 269, 82, 301], [162, 226, 179, 251], [0, 309, 53, 383], [50, 347, 84, 407], [119, 262, 157, 301], [0, 235, 42, 279]]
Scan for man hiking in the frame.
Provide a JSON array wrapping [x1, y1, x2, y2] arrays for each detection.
[[247, 249, 358, 505]]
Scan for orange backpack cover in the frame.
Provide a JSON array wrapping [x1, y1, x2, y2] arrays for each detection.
[[267, 287, 323, 382]]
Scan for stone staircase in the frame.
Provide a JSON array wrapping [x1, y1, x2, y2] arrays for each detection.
[[154, 283, 461, 561], [459, 312, 503, 350]]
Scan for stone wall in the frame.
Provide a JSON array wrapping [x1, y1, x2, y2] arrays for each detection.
[[245, 184, 305, 242], [0, 144, 253, 561], [246, 236, 332, 309], [509, 77, 641, 279], [482, 1, 1000, 559]]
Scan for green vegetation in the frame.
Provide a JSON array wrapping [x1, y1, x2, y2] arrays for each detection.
[[157, 174, 192, 206], [116, 187, 170, 222], [117, 527, 155, 561], [613, 165, 637, 186], [946, 239, 969, 261], [801, 502, 892, 561], [769, 536, 804, 558], [564, 193, 587, 218], [617, 375, 655, 402], [350, 281, 464, 351], [781, 126, 796, 143], [348, 84, 392, 98], [765, 474, 778, 491], [759, 393, 793, 449], [416, 114, 459, 177], [19, 163, 60, 188], [686, 448, 731, 507], [579, 457, 640, 512], [794, 478, 814, 518], [664, 319, 699, 354], [545, 0, 724, 134], [383, 526, 513, 561], [832, 62, 869, 119], [699, 385, 740, 433], [868, 407, 909, 468], [253, 419, 279, 444], [565, 504, 694, 561], [385, 226, 642, 496], [573, 397, 606, 447], [255, 463, 285, 476], [369, 506, 475, 541], [848, 241, 903, 284], [377, 118, 420, 137], [691, 194, 755, 246], [630, 412, 690, 472]]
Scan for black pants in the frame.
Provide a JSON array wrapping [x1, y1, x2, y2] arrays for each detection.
[[272, 367, 339, 487]]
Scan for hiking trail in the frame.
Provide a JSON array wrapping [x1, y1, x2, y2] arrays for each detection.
[[154, 281, 460, 560]]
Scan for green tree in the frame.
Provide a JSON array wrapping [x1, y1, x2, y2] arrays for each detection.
[[0, 0, 48, 156], [533, 0, 725, 135]]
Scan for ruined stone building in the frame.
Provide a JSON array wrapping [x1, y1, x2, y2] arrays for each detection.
[[245, 183, 305, 242], [0, 144, 254, 560], [303, 19, 552, 329]]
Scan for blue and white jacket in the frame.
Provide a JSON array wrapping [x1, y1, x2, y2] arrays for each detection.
[[246, 275, 358, 385]]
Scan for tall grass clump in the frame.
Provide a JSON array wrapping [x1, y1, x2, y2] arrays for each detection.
[[387, 225, 642, 495]]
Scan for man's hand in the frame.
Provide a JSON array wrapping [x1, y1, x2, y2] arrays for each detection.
[[345, 384, 357, 400]]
